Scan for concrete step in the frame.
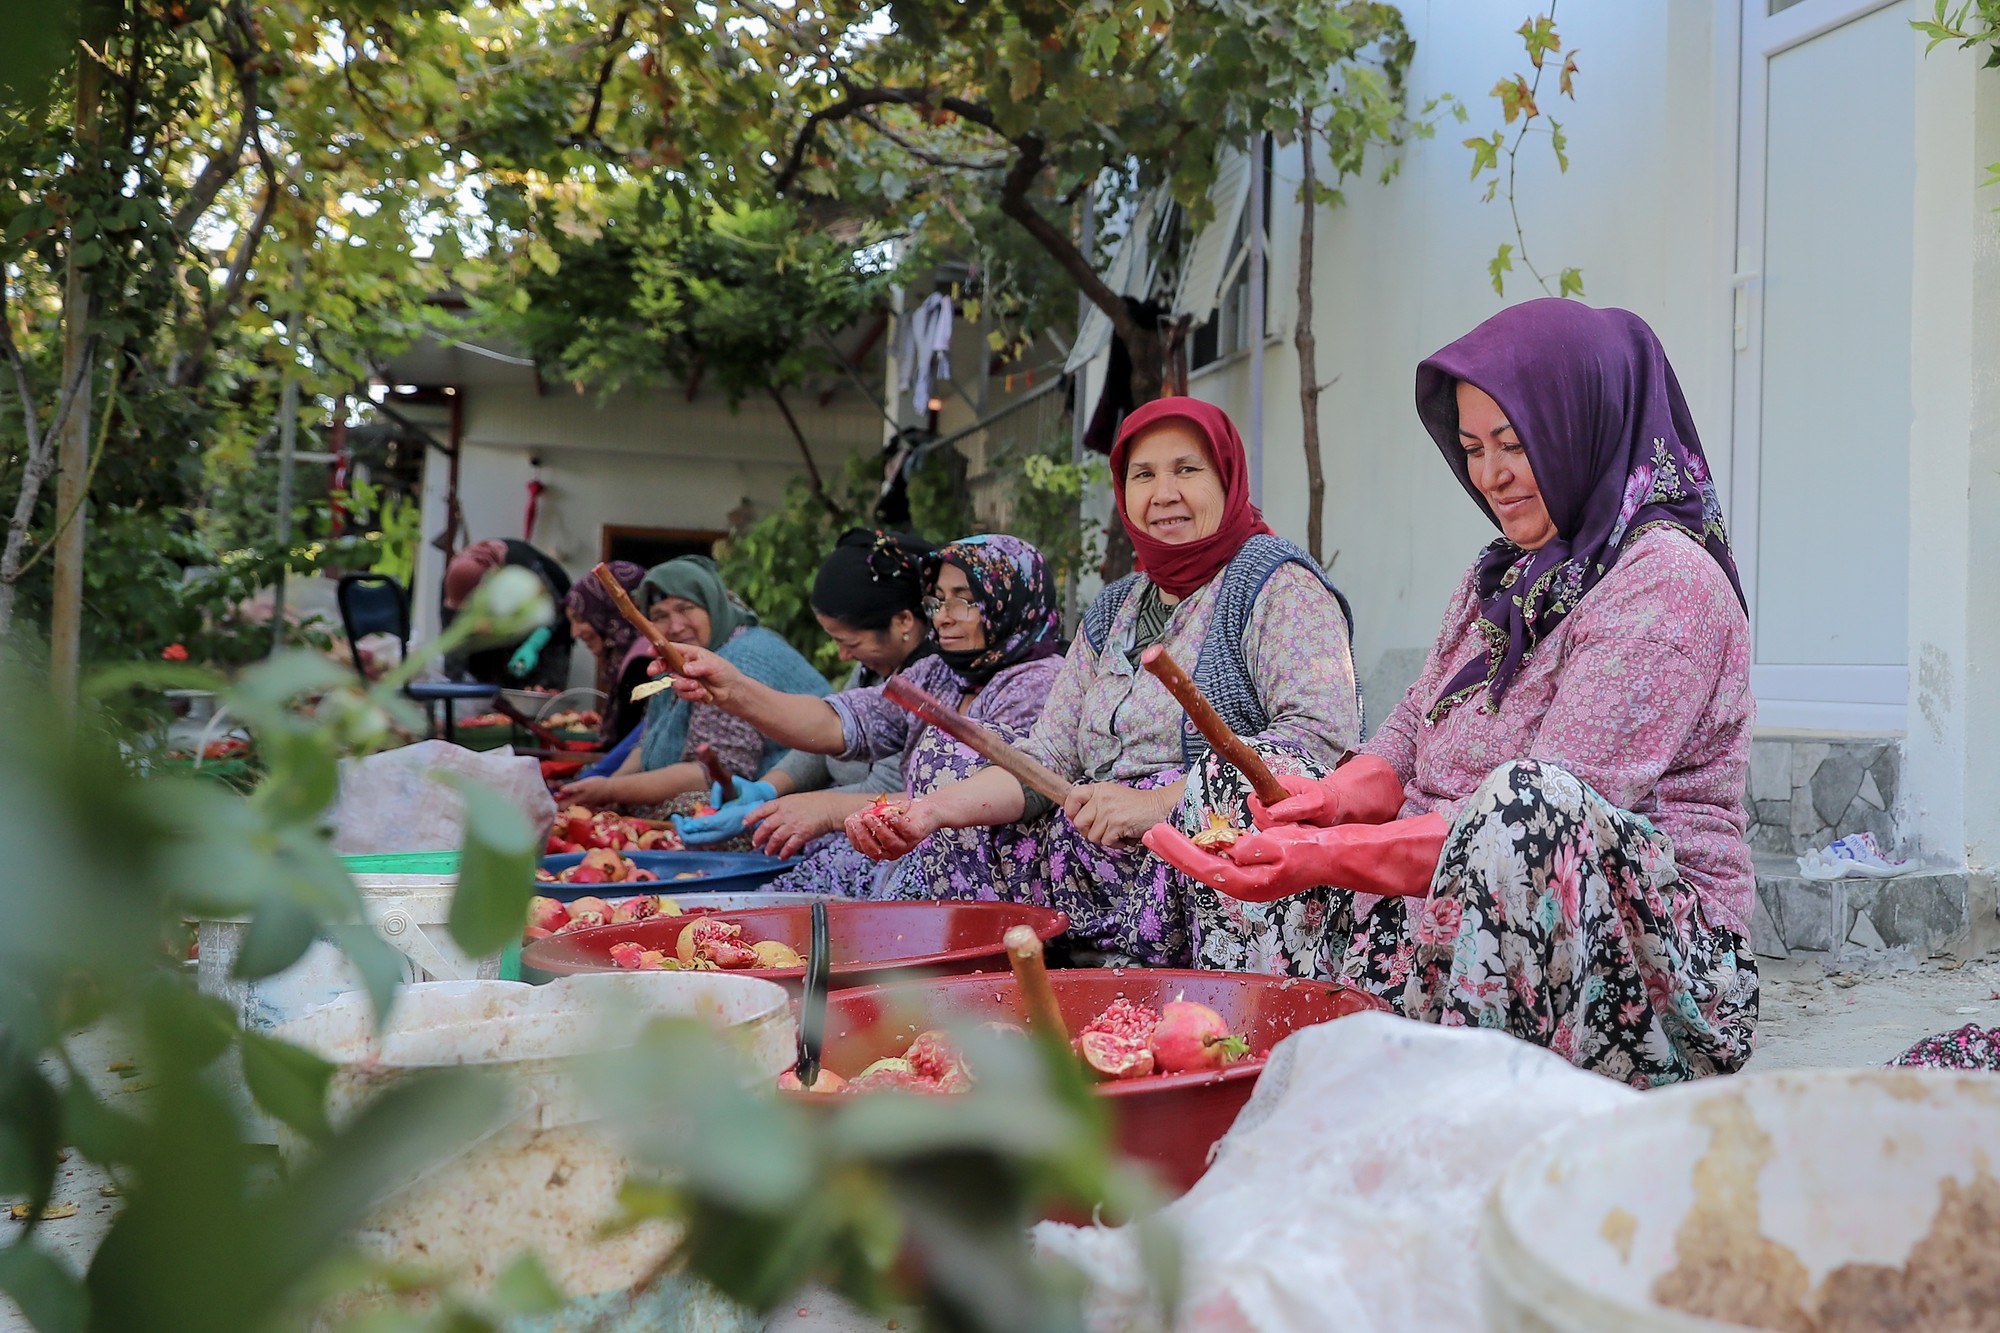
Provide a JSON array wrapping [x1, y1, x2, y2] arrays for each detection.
[[1751, 853, 1972, 963]]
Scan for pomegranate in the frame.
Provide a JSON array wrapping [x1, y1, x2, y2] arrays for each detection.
[[904, 1031, 971, 1092], [527, 896, 570, 934], [608, 895, 659, 926], [523, 926, 554, 942], [568, 864, 608, 886], [578, 848, 628, 883], [777, 1068, 848, 1094], [676, 917, 760, 969], [1149, 998, 1250, 1074], [847, 1057, 923, 1092], [1076, 998, 1161, 1081], [566, 895, 611, 928], [750, 939, 803, 968], [608, 941, 648, 969], [547, 837, 581, 856], [628, 868, 659, 883]]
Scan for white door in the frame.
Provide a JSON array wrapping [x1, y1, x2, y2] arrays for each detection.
[[1731, 0, 1914, 731]]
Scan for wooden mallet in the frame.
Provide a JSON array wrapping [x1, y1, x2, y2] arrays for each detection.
[[1139, 644, 1289, 807], [593, 563, 686, 700]]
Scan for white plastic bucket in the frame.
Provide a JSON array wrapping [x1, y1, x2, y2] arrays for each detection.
[[1481, 1068, 2000, 1332], [196, 873, 494, 1033], [279, 974, 791, 1331]]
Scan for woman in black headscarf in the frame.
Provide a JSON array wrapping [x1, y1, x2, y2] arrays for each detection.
[[669, 534, 1065, 897], [673, 529, 937, 853]]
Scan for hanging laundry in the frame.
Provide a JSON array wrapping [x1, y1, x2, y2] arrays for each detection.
[[896, 290, 954, 415]]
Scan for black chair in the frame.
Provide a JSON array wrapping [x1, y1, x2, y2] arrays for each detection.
[[336, 572, 498, 743]]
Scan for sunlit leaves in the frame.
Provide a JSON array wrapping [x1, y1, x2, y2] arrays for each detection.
[[1467, 11, 1584, 299]]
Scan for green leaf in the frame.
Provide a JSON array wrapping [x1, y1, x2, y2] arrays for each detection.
[[233, 893, 319, 982], [60, 1078, 144, 1166], [488, 1253, 565, 1315], [255, 1069, 509, 1284], [443, 777, 536, 958], [70, 240, 102, 268], [0, 1045, 61, 1226], [1559, 267, 1586, 299], [239, 1030, 336, 1144], [326, 924, 407, 1029], [0, 1243, 88, 1333], [1488, 243, 1515, 295]]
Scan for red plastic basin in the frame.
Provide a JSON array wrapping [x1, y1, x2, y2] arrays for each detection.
[[800, 968, 1391, 1195], [518, 900, 1069, 989]]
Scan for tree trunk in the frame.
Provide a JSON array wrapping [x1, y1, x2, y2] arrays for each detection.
[[768, 385, 838, 516], [50, 42, 104, 704], [1294, 111, 1329, 568]]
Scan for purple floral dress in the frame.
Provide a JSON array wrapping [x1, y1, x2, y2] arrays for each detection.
[[908, 562, 1360, 969], [765, 651, 1062, 897]]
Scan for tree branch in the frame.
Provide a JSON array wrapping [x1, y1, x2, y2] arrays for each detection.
[[992, 134, 1149, 358], [173, 34, 256, 240], [571, 7, 630, 147], [853, 110, 1006, 173], [768, 386, 837, 515], [168, 126, 278, 389], [772, 86, 935, 193]]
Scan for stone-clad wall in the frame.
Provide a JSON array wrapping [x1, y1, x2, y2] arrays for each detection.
[[1745, 734, 1901, 857]]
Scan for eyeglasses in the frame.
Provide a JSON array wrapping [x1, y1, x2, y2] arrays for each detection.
[[921, 593, 984, 621]]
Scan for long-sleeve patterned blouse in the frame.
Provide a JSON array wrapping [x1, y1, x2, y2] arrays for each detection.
[[1022, 562, 1361, 783], [1362, 526, 1756, 935], [826, 653, 1062, 797]]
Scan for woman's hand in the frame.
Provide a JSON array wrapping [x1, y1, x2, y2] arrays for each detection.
[[750, 791, 865, 860], [1062, 782, 1182, 850], [845, 798, 943, 861], [664, 644, 744, 706], [556, 775, 626, 808]]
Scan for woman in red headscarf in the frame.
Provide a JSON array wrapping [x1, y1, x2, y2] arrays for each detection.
[[846, 398, 1362, 971]]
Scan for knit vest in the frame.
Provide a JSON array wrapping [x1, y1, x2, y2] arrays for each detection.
[[1080, 534, 1359, 767], [640, 625, 832, 775]]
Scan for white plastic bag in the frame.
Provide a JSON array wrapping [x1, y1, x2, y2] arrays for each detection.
[[329, 740, 556, 855], [1033, 1013, 1637, 1333]]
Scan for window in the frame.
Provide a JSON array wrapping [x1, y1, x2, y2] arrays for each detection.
[[600, 525, 721, 570], [1187, 137, 1272, 372]]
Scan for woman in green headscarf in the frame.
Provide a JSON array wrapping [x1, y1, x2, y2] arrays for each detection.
[[555, 556, 830, 811]]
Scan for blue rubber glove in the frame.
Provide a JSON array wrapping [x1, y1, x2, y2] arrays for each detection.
[[672, 777, 779, 846], [508, 625, 553, 678]]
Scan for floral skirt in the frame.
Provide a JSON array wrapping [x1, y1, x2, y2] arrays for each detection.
[[1339, 759, 1758, 1088], [766, 833, 889, 899]]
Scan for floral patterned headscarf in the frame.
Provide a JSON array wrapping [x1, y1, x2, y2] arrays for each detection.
[[925, 534, 1064, 688], [561, 559, 646, 696], [1415, 299, 1746, 719]]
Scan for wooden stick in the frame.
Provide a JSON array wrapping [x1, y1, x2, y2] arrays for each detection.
[[693, 742, 733, 792], [1004, 925, 1069, 1045], [1138, 644, 1289, 807], [591, 563, 687, 674], [883, 675, 1075, 805]]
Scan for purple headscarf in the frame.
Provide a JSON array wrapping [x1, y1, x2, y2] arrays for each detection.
[[562, 559, 647, 699], [1415, 299, 1745, 718]]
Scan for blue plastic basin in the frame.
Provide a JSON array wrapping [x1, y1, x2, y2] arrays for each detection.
[[535, 850, 801, 898]]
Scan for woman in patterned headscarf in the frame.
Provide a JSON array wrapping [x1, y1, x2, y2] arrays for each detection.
[[1149, 300, 1759, 1087], [667, 534, 1065, 897], [560, 559, 647, 744], [844, 399, 1362, 972]]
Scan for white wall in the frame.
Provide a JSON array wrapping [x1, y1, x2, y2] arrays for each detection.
[[1190, 2, 1732, 709], [1903, 36, 2000, 872], [452, 385, 884, 572]]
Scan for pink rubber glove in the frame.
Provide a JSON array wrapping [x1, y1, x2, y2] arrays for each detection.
[[1144, 813, 1449, 904], [1249, 753, 1406, 830]]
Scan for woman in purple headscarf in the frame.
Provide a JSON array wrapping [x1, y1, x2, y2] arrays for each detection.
[[561, 559, 649, 745], [1149, 300, 1759, 1087]]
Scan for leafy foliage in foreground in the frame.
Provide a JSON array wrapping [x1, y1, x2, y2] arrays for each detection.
[[0, 568, 1174, 1331]]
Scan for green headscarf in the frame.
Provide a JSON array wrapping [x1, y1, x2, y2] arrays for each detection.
[[639, 555, 757, 650]]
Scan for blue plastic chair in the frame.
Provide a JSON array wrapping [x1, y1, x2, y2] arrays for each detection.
[[336, 572, 497, 743]]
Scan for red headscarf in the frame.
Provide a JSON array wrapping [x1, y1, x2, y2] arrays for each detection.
[[442, 539, 508, 610], [1109, 398, 1273, 599]]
